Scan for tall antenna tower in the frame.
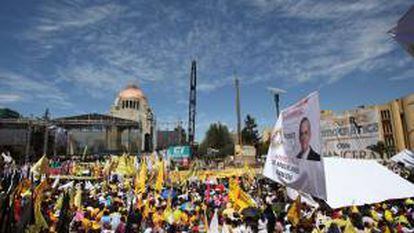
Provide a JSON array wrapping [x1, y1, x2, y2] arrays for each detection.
[[235, 78, 242, 145], [188, 60, 197, 147]]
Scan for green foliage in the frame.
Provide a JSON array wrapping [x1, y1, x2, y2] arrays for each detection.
[[199, 122, 234, 157], [0, 108, 20, 119], [258, 139, 271, 156], [367, 141, 394, 159], [241, 114, 260, 145]]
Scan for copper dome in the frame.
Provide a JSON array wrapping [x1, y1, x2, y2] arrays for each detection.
[[118, 84, 146, 100]]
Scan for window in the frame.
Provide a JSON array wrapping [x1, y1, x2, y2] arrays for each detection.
[[122, 101, 125, 109], [381, 110, 391, 120]]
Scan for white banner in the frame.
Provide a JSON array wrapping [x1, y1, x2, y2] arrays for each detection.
[[321, 108, 380, 159], [263, 92, 326, 199]]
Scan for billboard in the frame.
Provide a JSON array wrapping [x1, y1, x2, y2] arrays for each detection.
[[321, 108, 380, 159], [235, 145, 256, 157], [167, 146, 191, 160], [263, 92, 327, 199]]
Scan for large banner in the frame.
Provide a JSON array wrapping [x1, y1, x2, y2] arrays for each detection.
[[321, 108, 380, 159], [167, 146, 190, 160], [263, 92, 326, 199]]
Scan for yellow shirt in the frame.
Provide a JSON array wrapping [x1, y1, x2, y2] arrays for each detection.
[[81, 218, 91, 231], [153, 211, 164, 227]]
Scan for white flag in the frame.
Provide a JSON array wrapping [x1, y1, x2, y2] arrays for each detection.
[[209, 209, 220, 233]]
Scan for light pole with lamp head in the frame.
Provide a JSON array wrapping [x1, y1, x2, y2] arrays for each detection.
[[267, 87, 286, 118]]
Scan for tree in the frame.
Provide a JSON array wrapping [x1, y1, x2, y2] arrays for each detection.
[[199, 122, 234, 157], [258, 139, 271, 156], [241, 114, 260, 146], [0, 108, 20, 119], [367, 141, 394, 159]]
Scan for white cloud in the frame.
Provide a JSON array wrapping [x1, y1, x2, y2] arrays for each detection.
[[241, 0, 411, 86], [36, 2, 125, 31], [10, 0, 412, 115], [389, 70, 414, 81], [0, 94, 22, 103], [0, 70, 72, 108]]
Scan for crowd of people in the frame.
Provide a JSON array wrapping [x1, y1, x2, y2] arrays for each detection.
[[0, 153, 414, 233], [381, 160, 414, 184]]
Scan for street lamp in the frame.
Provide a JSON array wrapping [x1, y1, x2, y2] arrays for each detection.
[[267, 87, 286, 118]]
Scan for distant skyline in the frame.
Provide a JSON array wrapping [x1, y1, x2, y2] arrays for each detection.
[[0, 0, 413, 141]]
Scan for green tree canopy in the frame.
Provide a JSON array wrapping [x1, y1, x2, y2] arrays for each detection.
[[241, 114, 260, 145], [199, 122, 234, 157], [367, 141, 394, 159]]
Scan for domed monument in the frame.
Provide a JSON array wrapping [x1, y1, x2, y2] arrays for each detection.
[[110, 84, 155, 152]]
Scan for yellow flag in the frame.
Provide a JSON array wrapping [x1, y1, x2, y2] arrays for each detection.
[[135, 157, 147, 194], [155, 160, 164, 192], [115, 155, 135, 176], [163, 207, 172, 222], [311, 228, 322, 233], [34, 179, 49, 197], [34, 195, 48, 231], [163, 194, 173, 224], [384, 210, 393, 223], [350, 205, 359, 214], [54, 194, 63, 212], [143, 200, 150, 218], [31, 155, 49, 175], [405, 198, 414, 205], [26, 180, 49, 232], [103, 159, 113, 177], [370, 209, 379, 221], [243, 162, 254, 184], [228, 178, 256, 212], [287, 196, 301, 227], [343, 218, 357, 233], [74, 187, 82, 210]]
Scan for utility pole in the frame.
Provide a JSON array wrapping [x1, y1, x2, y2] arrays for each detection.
[[188, 60, 197, 148], [235, 78, 242, 146]]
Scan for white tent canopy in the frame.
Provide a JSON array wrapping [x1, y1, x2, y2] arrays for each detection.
[[324, 157, 414, 209], [390, 149, 414, 170]]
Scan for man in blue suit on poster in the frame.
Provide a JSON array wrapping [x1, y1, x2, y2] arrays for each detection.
[[296, 117, 321, 161]]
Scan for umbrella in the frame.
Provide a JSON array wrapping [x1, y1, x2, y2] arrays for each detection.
[[389, 5, 414, 57], [241, 207, 260, 220], [180, 202, 193, 211], [161, 189, 177, 199]]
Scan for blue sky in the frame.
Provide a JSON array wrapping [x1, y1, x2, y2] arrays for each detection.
[[0, 0, 413, 141]]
